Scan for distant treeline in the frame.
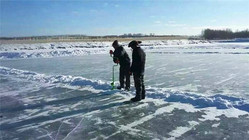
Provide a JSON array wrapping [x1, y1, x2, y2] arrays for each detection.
[[202, 29, 249, 40], [0, 34, 184, 40]]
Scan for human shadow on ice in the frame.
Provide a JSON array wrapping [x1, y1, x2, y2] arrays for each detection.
[[0, 91, 135, 130]]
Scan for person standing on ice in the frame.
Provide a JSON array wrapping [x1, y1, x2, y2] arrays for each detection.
[[111, 40, 131, 90], [128, 40, 146, 102]]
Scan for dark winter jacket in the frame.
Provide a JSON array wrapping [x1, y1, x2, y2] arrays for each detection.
[[130, 47, 146, 75], [113, 46, 130, 66]]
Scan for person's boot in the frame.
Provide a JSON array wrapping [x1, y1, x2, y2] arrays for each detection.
[[142, 95, 145, 99], [117, 86, 124, 90], [125, 87, 130, 91], [130, 96, 141, 102], [142, 89, 145, 99]]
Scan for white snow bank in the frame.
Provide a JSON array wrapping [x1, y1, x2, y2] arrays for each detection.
[[0, 42, 112, 59], [0, 66, 111, 93], [1, 40, 249, 59], [0, 40, 213, 59]]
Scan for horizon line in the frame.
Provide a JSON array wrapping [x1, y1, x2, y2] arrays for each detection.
[[0, 34, 192, 39]]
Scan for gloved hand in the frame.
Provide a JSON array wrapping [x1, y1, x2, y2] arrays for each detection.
[[115, 60, 120, 64], [109, 50, 113, 55]]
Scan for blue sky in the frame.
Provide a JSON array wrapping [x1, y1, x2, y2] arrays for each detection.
[[1, 0, 249, 37]]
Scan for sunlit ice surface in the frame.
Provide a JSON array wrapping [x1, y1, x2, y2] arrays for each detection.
[[1, 40, 249, 139]]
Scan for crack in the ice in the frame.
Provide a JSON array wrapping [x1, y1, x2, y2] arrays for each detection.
[[39, 127, 55, 140], [62, 117, 84, 140], [55, 120, 64, 140]]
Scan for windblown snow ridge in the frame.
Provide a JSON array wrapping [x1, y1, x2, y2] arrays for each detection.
[[0, 66, 111, 90], [1, 40, 249, 59], [0, 40, 212, 59], [0, 49, 108, 59], [1, 66, 248, 112], [0, 42, 112, 59], [146, 87, 249, 112]]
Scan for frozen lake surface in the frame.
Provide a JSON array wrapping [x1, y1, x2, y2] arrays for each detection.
[[1, 40, 249, 139]]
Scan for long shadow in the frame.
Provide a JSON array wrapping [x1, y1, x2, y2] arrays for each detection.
[[0, 90, 116, 113], [0, 100, 133, 130]]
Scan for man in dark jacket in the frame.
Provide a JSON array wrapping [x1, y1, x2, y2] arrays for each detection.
[[112, 40, 131, 90], [128, 40, 146, 102]]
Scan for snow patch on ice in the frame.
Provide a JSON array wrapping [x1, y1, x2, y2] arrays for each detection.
[[169, 103, 198, 113], [106, 104, 177, 138], [71, 102, 83, 108], [93, 117, 103, 125], [168, 121, 199, 138], [132, 103, 149, 109], [98, 97, 111, 102], [143, 98, 166, 106], [200, 107, 249, 121], [212, 123, 220, 127]]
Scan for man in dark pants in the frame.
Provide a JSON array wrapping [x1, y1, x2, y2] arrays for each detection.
[[128, 40, 146, 102], [112, 40, 131, 90]]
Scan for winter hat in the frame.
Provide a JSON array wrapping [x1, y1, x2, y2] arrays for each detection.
[[128, 40, 142, 47], [112, 40, 119, 46]]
